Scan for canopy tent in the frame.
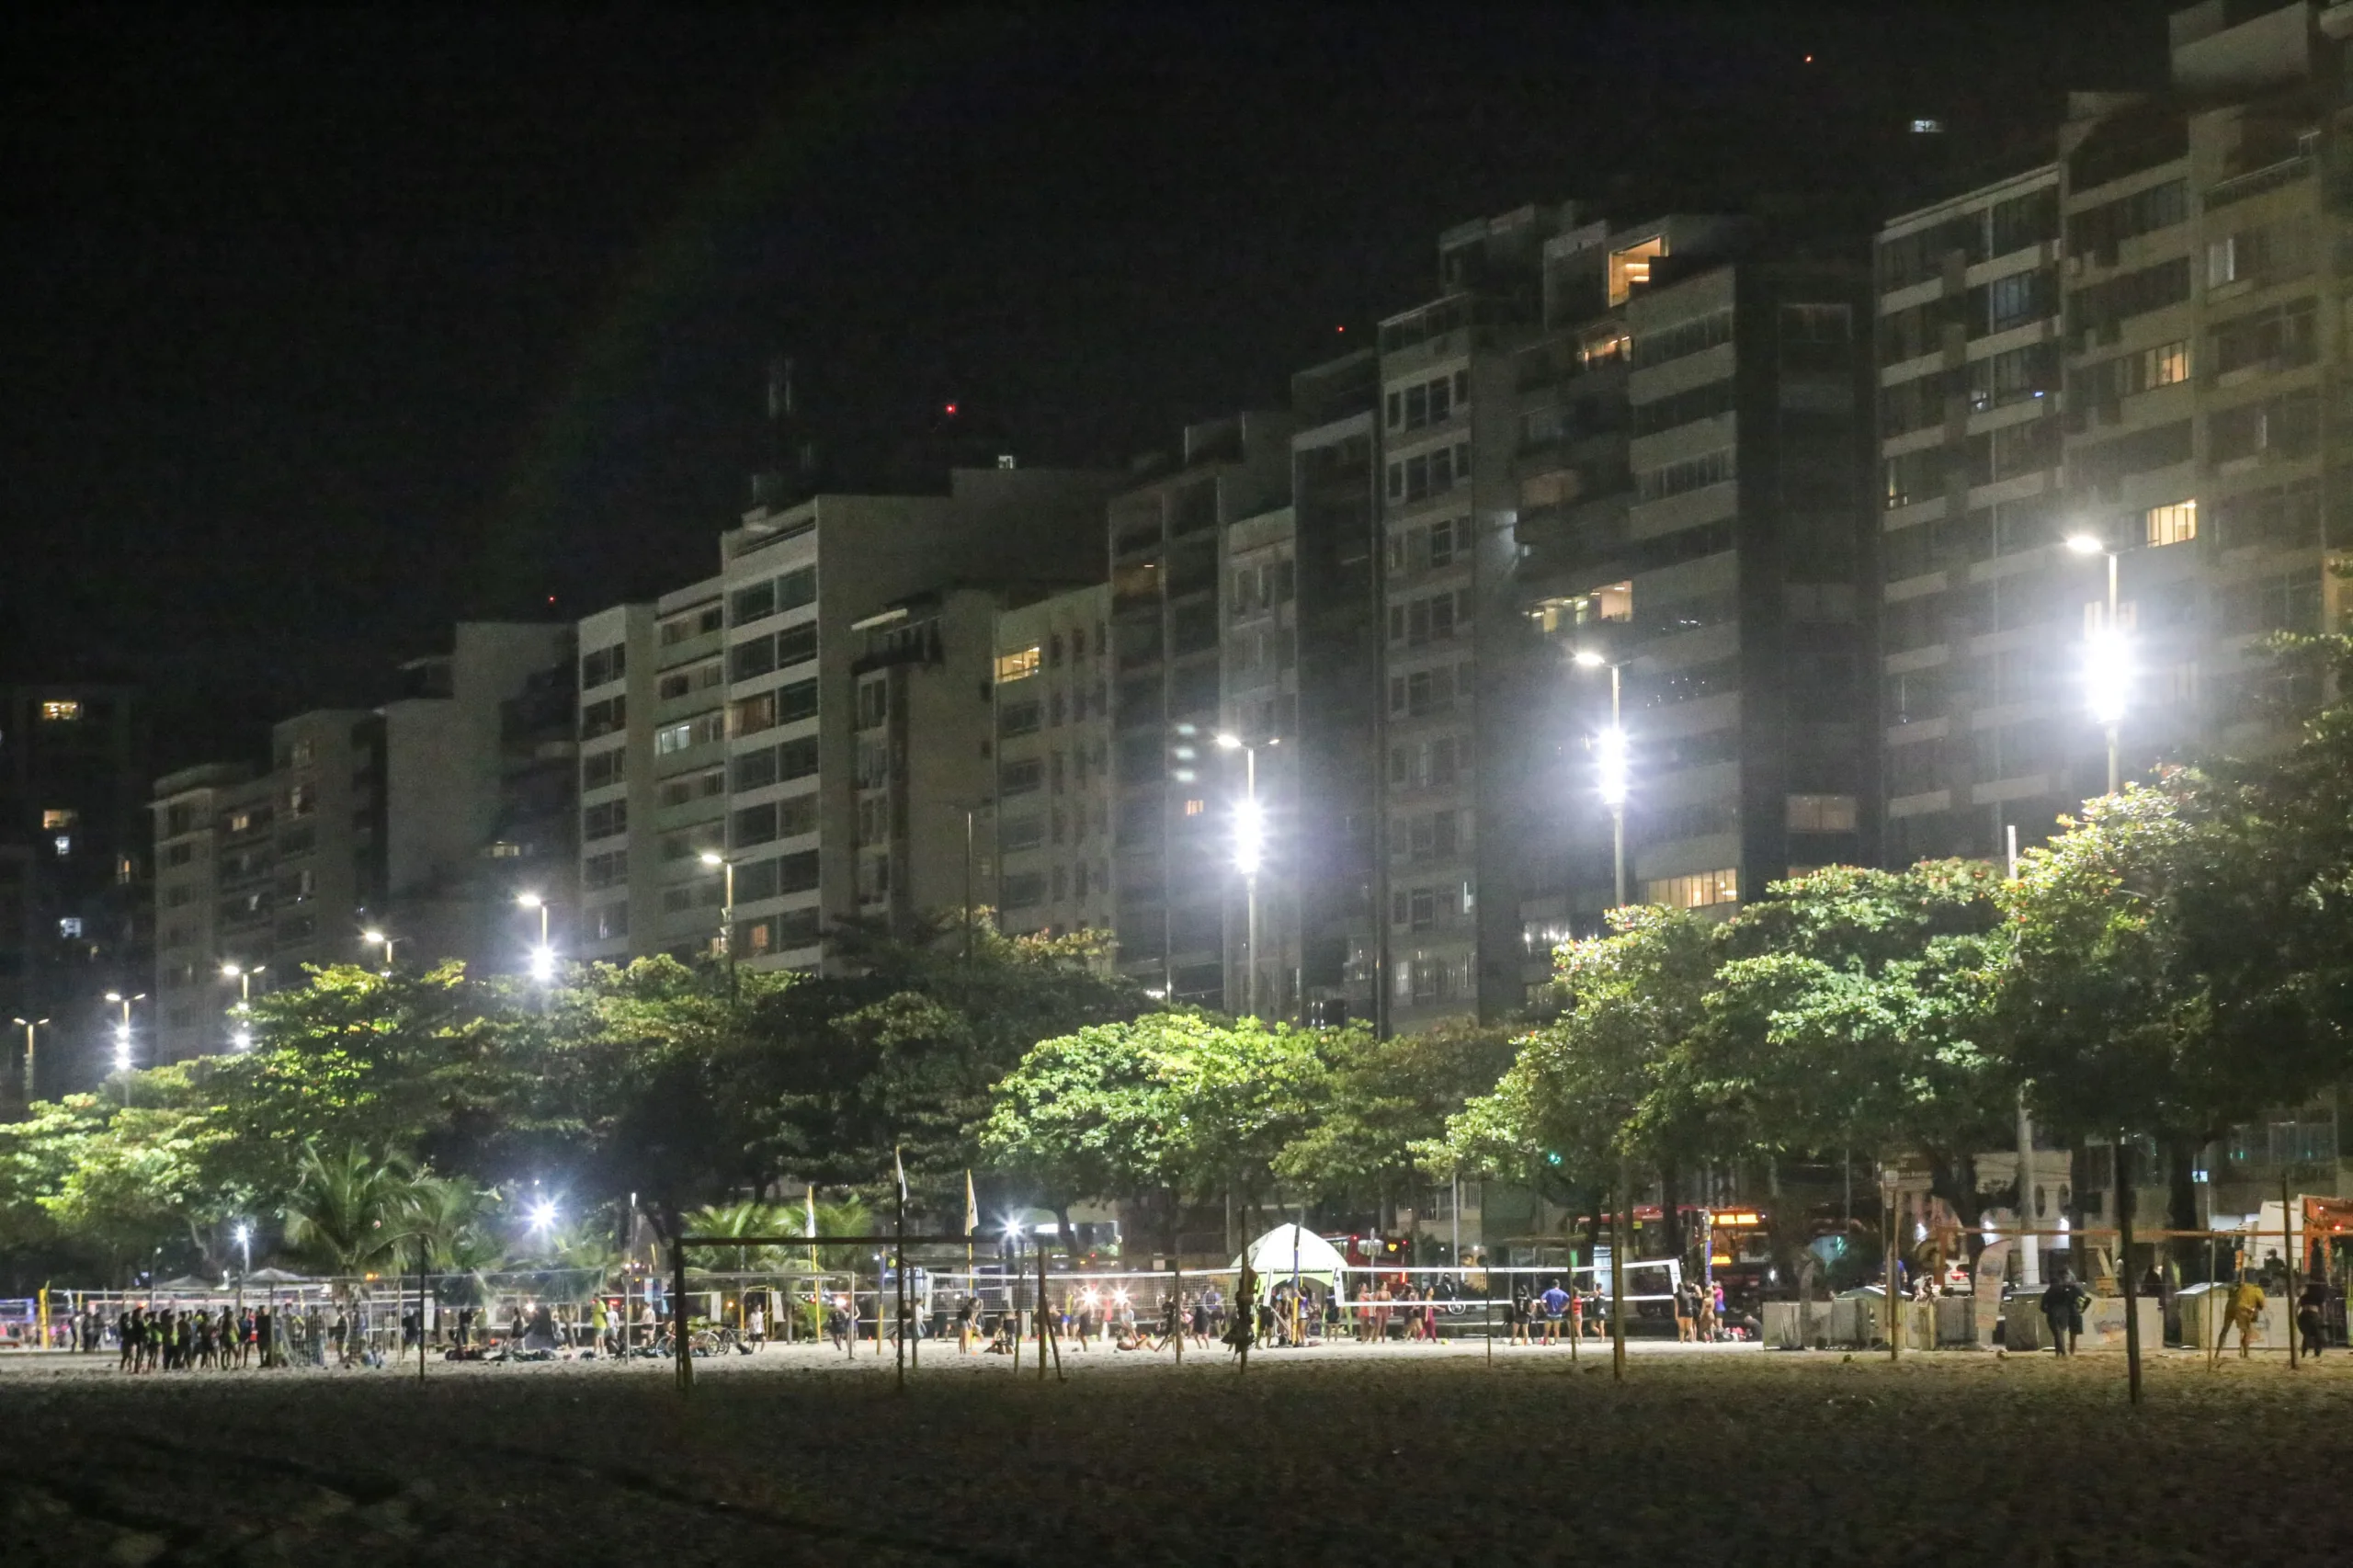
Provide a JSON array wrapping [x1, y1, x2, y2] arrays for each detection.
[[242, 1267, 314, 1284], [153, 1276, 217, 1291], [1233, 1224, 1346, 1290]]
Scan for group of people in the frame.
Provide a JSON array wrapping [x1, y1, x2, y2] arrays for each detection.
[[98, 1301, 381, 1371]]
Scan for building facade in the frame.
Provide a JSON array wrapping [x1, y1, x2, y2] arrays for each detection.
[[1, 684, 149, 1097], [991, 584, 1112, 941]]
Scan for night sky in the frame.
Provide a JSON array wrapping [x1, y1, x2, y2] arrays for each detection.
[[3, 5, 2171, 770]]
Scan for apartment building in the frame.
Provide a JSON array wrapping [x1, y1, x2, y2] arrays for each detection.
[[575, 466, 1119, 972], [1, 683, 149, 1097], [1511, 217, 1877, 1001], [991, 584, 1112, 941], [1108, 415, 1294, 1006], [1285, 351, 1386, 1031], [1876, 0, 2353, 867], [149, 623, 571, 1064]]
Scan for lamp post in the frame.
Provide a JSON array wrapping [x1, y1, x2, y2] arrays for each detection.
[[220, 961, 264, 1053], [361, 929, 399, 973], [698, 851, 738, 997], [103, 991, 144, 1106], [2065, 533, 2125, 796], [10, 1017, 46, 1104], [517, 892, 555, 983], [1214, 733, 1278, 1019], [1573, 652, 1631, 908]]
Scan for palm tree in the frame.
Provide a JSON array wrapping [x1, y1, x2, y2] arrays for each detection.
[[281, 1142, 420, 1284], [408, 1173, 504, 1274], [685, 1199, 791, 1272]]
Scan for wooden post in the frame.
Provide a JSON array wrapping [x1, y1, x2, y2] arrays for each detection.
[[416, 1242, 426, 1387], [2119, 1134, 2142, 1404], [1611, 1164, 1628, 1381], [1172, 1249, 1183, 1366], [2283, 1170, 2300, 1371], [672, 1239, 691, 1395], [894, 1183, 907, 1396], [1036, 1236, 1050, 1381]]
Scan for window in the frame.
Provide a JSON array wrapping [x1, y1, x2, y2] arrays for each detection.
[[654, 712, 722, 756], [593, 902, 630, 941], [582, 695, 628, 739], [1608, 235, 1667, 304], [657, 767, 726, 808], [581, 642, 627, 688], [659, 604, 723, 645], [730, 566, 814, 627], [2066, 178, 2185, 256], [2071, 420, 2192, 489], [996, 646, 1041, 683], [582, 748, 624, 790], [39, 699, 81, 722], [1637, 449, 1735, 504], [584, 800, 628, 840], [2210, 390, 2319, 464], [583, 849, 629, 890], [2211, 298, 2318, 377], [1984, 268, 2047, 333], [1000, 758, 1044, 796], [2143, 500, 2197, 548], [2211, 480, 2320, 553], [1643, 869, 1739, 909], [1786, 794, 1859, 832], [1634, 307, 1733, 367], [40, 809, 75, 830], [1182, 798, 1206, 816], [999, 699, 1042, 737], [58, 916, 83, 939]]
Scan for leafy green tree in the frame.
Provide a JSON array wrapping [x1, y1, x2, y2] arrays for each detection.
[[0, 1096, 108, 1287], [42, 1103, 250, 1280], [980, 1011, 1325, 1250], [1275, 1020, 1517, 1228], [1693, 862, 2008, 1224]]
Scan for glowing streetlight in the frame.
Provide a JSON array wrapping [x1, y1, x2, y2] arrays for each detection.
[[1573, 652, 1631, 907], [11, 1017, 46, 1104], [528, 946, 556, 984], [1213, 733, 1279, 1018], [362, 929, 399, 971], [2064, 532, 2125, 793], [699, 851, 738, 995], [103, 991, 143, 1102], [233, 1221, 252, 1277], [528, 1198, 559, 1233]]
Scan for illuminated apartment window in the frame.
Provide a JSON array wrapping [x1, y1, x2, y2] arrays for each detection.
[[1642, 868, 1739, 909], [1608, 236, 1668, 306], [2143, 340, 2188, 388], [1910, 119, 1945, 135], [52, 835, 71, 858], [40, 809, 76, 830], [1183, 799, 1206, 816], [40, 699, 81, 722], [2144, 499, 2197, 548], [58, 916, 83, 939], [1588, 582, 1633, 624], [995, 646, 1042, 683]]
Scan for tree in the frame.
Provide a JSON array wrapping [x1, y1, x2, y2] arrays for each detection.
[[1275, 1020, 1517, 1230], [1693, 862, 2008, 1227], [281, 1142, 420, 1281], [980, 1011, 1325, 1251], [42, 1103, 250, 1281]]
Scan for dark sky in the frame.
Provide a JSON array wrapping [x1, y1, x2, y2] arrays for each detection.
[[2, 4, 2172, 770]]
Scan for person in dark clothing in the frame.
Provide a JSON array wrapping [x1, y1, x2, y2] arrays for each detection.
[[2298, 1277, 2329, 1358], [2040, 1272, 2087, 1357]]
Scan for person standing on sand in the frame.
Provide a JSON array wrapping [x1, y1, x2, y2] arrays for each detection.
[[2040, 1272, 2086, 1357], [2225, 1273, 2267, 1359]]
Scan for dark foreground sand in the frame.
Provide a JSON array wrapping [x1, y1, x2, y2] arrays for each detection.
[[3, 1340, 2347, 1566]]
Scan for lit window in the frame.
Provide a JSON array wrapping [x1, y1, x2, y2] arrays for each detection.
[[52, 835, 71, 857], [995, 646, 1041, 684], [1608, 236, 1668, 306], [1641, 868, 1739, 909], [1183, 799, 1206, 816], [228, 812, 253, 833], [2143, 499, 2197, 548], [1910, 119, 1944, 135], [41, 809, 76, 830], [58, 916, 83, 938], [40, 699, 81, 722]]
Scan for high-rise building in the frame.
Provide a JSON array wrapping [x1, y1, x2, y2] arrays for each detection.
[[1, 683, 149, 1097], [1107, 415, 1294, 1006], [1511, 219, 1878, 1003], [149, 624, 572, 1064], [575, 466, 1120, 972], [991, 584, 1112, 941], [1874, 0, 2353, 869]]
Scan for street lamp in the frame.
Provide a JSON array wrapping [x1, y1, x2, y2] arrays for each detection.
[[1573, 651, 1631, 908], [220, 961, 264, 1052], [2065, 533, 2126, 795], [104, 991, 144, 1105], [10, 1017, 47, 1104], [233, 1221, 252, 1278], [699, 851, 738, 995], [1214, 733, 1279, 1019], [362, 929, 399, 972]]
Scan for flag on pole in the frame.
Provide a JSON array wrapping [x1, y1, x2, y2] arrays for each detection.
[[964, 1170, 979, 1237], [805, 1184, 816, 1239], [895, 1145, 909, 1204]]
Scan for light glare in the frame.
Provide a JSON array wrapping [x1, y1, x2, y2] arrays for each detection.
[[1233, 794, 1264, 877], [2064, 533, 2104, 556], [1572, 650, 1606, 668], [2086, 625, 2130, 725], [529, 945, 556, 983], [1597, 726, 1630, 808]]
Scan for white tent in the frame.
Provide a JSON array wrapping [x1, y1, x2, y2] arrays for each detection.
[[1233, 1223, 1347, 1287]]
